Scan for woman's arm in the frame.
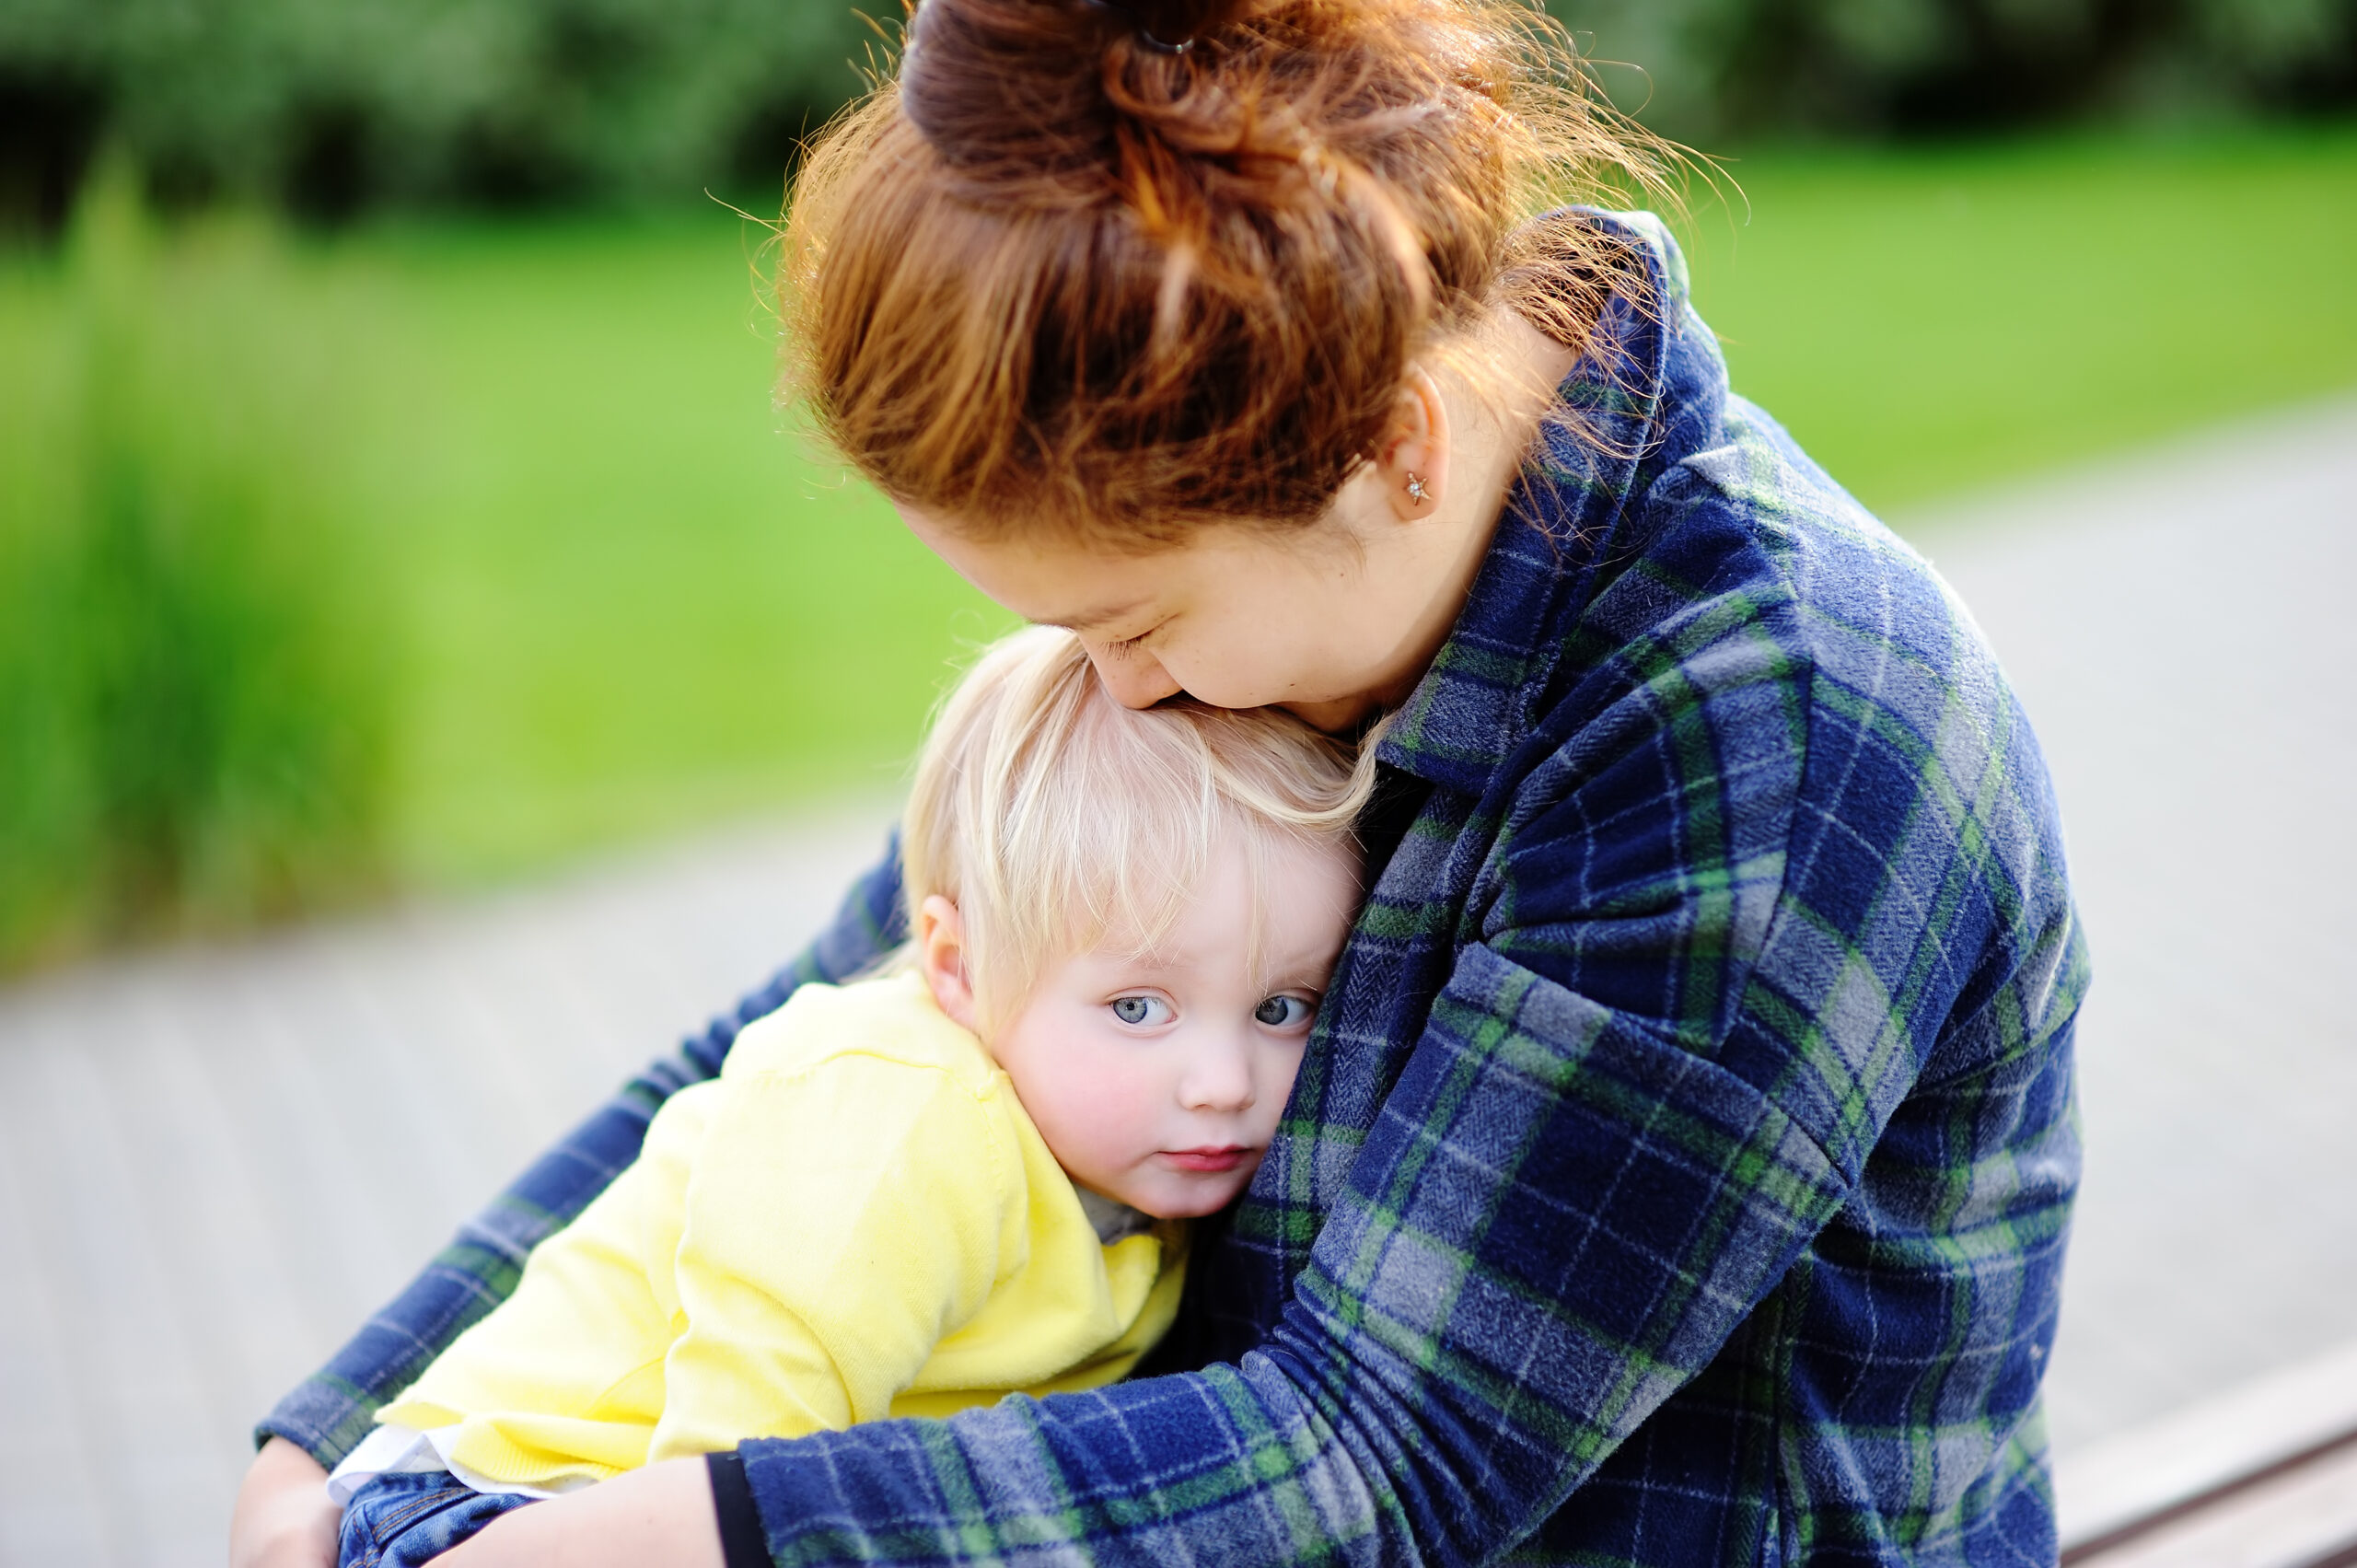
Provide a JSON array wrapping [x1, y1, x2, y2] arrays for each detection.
[[387, 939, 1857, 1568], [253, 834, 906, 1468], [230, 835, 905, 1564]]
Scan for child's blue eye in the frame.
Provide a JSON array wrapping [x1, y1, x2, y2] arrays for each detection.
[[1111, 995, 1173, 1027], [1254, 995, 1313, 1028]]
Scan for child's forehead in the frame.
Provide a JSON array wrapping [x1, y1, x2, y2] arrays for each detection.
[[1062, 936, 1329, 993], [1067, 859, 1357, 983]]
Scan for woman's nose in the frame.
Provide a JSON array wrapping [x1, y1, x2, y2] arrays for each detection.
[[1086, 641, 1183, 709]]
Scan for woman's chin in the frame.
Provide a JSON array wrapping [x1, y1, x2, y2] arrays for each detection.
[[1277, 691, 1378, 734]]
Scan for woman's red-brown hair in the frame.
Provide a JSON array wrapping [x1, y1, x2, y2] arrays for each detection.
[[780, 0, 1663, 546]]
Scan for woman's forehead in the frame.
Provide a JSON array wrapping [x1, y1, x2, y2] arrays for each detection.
[[899, 501, 1218, 624]]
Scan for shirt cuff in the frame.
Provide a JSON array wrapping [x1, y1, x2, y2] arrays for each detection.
[[706, 1450, 769, 1568]]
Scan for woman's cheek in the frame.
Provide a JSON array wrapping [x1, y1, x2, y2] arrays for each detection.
[[1160, 637, 1282, 711]]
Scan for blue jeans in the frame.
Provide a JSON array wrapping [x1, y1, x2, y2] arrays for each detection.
[[337, 1471, 540, 1568]]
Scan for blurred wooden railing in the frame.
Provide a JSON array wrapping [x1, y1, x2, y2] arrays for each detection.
[[2060, 1340, 2357, 1568]]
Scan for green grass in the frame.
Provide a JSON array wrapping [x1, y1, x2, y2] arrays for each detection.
[[1680, 126, 2357, 511], [339, 220, 1014, 882], [0, 180, 395, 962], [3, 126, 2353, 923]]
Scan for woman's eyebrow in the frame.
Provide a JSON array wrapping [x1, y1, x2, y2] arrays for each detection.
[[1041, 598, 1152, 633]]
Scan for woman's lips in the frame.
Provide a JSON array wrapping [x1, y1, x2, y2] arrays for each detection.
[[1161, 1145, 1250, 1173]]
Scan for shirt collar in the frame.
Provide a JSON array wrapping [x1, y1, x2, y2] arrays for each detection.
[[1375, 209, 1686, 797]]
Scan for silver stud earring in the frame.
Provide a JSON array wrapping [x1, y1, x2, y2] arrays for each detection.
[[1405, 472, 1430, 504]]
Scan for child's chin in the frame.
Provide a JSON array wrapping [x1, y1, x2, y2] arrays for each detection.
[[1140, 1178, 1246, 1220]]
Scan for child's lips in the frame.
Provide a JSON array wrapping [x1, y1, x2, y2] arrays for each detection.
[[1161, 1145, 1251, 1173]]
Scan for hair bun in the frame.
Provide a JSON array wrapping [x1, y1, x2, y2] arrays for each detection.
[[901, 0, 1252, 179], [788, 0, 1665, 542], [1099, 0, 1250, 50]]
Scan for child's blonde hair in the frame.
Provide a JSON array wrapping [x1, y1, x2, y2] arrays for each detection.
[[901, 626, 1375, 1029]]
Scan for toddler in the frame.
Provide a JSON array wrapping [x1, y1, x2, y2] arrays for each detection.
[[324, 626, 1369, 1566]]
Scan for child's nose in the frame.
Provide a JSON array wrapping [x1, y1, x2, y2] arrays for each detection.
[[1178, 1035, 1258, 1112]]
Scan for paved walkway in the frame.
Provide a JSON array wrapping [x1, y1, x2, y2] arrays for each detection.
[[1, 399, 2351, 1565], [0, 808, 892, 1568]]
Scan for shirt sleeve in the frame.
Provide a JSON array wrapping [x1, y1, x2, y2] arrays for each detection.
[[726, 673, 1871, 1564], [255, 832, 908, 1468], [648, 1055, 1020, 1460]]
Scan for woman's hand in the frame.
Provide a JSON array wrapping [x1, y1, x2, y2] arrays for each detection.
[[228, 1437, 340, 1568], [439, 1458, 726, 1568]]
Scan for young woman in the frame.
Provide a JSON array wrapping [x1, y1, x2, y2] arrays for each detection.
[[232, 0, 2085, 1561]]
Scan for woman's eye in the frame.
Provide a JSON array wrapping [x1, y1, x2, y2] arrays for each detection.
[[1254, 994, 1314, 1028], [1110, 995, 1173, 1027]]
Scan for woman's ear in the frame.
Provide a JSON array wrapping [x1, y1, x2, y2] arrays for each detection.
[[915, 894, 981, 1031], [1374, 364, 1449, 520]]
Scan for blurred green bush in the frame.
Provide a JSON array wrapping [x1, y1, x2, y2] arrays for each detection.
[[0, 166, 391, 967], [3, 0, 2353, 226], [0, 0, 880, 226], [1566, 0, 2357, 140]]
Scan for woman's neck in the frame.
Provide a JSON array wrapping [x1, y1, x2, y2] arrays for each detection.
[[1459, 308, 1586, 540], [1334, 311, 1583, 725]]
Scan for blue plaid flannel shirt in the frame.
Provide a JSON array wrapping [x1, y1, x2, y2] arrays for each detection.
[[262, 211, 2085, 1565]]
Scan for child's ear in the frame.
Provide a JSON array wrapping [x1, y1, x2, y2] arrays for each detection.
[[916, 894, 981, 1032]]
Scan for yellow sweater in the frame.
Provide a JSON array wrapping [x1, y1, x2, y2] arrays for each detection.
[[375, 971, 1186, 1490]]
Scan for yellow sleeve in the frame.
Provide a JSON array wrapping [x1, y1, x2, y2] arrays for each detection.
[[646, 1054, 1022, 1461], [377, 1083, 717, 1486]]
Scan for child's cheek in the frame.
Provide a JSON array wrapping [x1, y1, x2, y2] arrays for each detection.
[[1076, 1051, 1162, 1159], [1031, 1044, 1163, 1189]]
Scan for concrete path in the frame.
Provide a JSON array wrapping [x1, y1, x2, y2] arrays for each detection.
[[0, 807, 893, 1568], [1, 398, 2351, 1565]]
